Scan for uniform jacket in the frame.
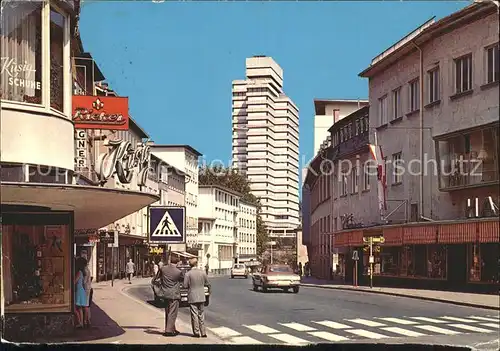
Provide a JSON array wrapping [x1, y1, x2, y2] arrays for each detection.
[[159, 263, 184, 300], [183, 267, 210, 304]]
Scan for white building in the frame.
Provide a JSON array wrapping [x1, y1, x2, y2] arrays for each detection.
[[197, 185, 257, 274], [231, 56, 300, 237], [313, 99, 368, 156], [150, 144, 202, 249]]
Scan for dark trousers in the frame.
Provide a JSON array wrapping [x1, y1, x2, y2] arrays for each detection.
[[127, 273, 133, 281], [164, 299, 179, 333], [189, 302, 206, 336]]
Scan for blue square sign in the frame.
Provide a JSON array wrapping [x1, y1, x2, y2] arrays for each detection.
[[148, 206, 186, 244]]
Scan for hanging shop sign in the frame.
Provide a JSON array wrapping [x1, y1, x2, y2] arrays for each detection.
[[1, 56, 41, 91], [98, 230, 114, 244], [74, 129, 87, 169], [149, 247, 164, 255], [95, 139, 150, 186], [72, 96, 129, 130]]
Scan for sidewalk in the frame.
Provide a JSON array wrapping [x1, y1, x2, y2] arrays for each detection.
[[300, 277, 500, 310], [35, 277, 224, 344]]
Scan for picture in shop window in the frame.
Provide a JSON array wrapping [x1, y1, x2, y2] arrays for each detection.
[[0, 1, 43, 103], [2, 223, 71, 311]]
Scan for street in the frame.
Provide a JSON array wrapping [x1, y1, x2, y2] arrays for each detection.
[[127, 276, 500, 348]]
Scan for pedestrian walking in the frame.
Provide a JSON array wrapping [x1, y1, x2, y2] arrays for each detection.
[[298, 262, 303, 276], [153, 261, 159, 276], [126, 258, 135, 284], [81, 257, 92, 328], [205, 263, 209, 275], [158, 256, 183, 337], [183, 258, 210, 338], [74, 257, 88, 328]]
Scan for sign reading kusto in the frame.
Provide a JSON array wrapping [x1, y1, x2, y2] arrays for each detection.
[[72, 96, 129, 130]]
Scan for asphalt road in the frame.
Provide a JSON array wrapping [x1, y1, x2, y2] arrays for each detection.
[[127, 276, 500, 349]]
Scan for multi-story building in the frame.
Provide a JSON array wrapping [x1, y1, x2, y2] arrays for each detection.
[[1, 0, 158, 340], [231, 56, 300, 238], [197, 185, 242, 274], [307, 2, 499, 292], [150, 144, 202, 250], [238, 200, 258, 264], [313, 99, 369, 156]]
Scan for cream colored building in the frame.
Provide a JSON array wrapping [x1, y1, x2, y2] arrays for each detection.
[[232, 56, 300, 237], [150, 144, 202, 249], [237, 200, 258, 261]]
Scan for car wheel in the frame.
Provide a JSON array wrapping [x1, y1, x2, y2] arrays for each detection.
[[262, 286, 268, 293], [292, 286, 299, 294], [253, 283, 258, 291], [231, 275, 234, 279], [244, 275, 248, 279], [283, 288, 289, 293]]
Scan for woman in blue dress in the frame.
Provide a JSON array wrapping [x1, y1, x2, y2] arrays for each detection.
[[74, 258, 87, 328]]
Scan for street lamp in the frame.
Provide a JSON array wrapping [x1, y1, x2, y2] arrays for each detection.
[[267, 241, 276, 264]]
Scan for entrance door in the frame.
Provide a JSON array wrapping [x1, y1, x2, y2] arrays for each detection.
[[448, 245, 467, 289]]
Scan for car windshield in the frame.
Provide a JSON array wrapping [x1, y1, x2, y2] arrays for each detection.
[[269, 266, 293, 273], [234, 264, 245, 269]]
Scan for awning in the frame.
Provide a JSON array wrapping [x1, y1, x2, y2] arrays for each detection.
[[173, 252, 197, 259], [1, 182, 159, 230]]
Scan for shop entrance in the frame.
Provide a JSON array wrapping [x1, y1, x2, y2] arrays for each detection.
[[448, 244, 467, 288]]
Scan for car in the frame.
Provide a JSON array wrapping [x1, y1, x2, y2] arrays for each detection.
[[231, 263, 248, 279], [252, 264, 301, 293], [152, 263, 210, 307]]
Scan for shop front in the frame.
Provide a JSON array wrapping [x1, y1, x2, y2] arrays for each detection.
[[333, 219, 499, 293]]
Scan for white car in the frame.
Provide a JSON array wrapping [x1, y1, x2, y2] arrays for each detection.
[[231, 263, 248, 279]]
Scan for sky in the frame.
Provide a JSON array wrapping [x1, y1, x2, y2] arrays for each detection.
[[79, 0, 468, 173]]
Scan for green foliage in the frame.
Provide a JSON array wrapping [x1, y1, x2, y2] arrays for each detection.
[[199, 166, 269, 257]]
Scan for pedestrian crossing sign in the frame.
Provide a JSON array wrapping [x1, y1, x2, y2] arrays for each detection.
[[148, 206, 185, 244]]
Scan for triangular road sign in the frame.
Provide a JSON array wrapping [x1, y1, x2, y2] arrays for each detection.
[[151, 209, 181, 237]]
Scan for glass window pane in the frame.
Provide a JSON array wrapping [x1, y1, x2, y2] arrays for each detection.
[[0, 2, 43, 103], [50, 9, 65, 112]]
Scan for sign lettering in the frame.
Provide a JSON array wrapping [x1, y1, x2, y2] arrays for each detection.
[[72, 96, 130, 130], [96, 139, 150, 186], [149, 247, 164, 255], [1, 57, 41, 91], [75, 129, 87, 169]]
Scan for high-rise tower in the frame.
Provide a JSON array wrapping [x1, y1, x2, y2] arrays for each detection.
[[231, 56, 300, 237]]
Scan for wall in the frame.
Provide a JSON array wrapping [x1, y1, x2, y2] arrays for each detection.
[[238, 201, 257, 256], [367, 9, 499, 221]]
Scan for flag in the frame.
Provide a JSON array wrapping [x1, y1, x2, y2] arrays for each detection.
[[369, 144, 387, 214]]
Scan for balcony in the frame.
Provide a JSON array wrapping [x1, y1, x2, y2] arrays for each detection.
[[436, 124, 499, 191]]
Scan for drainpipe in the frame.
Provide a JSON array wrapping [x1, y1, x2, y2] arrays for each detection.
[[412, 41, 424, 221]]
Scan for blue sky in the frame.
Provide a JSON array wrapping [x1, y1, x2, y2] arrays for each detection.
[[80, 0, 467, 169]]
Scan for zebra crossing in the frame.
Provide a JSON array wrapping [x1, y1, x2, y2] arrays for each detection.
[[208, 314, 500, 345]]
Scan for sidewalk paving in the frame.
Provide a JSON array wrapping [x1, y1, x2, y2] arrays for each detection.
[[34, 277, 224, 344], [300, 277, 500, 310]]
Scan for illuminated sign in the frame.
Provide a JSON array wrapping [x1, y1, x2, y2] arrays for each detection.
[[72, 96, 129, 130], [149, 247, 164, 255]]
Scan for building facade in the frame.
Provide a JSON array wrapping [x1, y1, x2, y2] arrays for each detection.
[[1, 0, 158, 340], [237, 200, 258, 264], [150, 145, 202, 250], [306, 2, 499, 292], [231, 56, 300, 238]]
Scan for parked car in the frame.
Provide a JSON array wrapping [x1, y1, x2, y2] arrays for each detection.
[[252, 264, 300, 293], [231, 263, 248, 279], [152, 263, 210, 307]]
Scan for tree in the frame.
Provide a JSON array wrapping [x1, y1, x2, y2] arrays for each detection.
[[198, 166, 269, 257]]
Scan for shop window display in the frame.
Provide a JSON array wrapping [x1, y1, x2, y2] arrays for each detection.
[[0, 1, 43, 104], [426, 245, 447, 279], [2, 213, 72, 312], [469, 243, 500, 283]]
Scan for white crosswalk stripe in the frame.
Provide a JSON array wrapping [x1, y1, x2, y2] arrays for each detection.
[[414, 325, 461, 335], [307, 331, 349, 342], [230, 336, 263, 344], [381, 327, 427, 337], [244, 324, 280, 334], [378, 317, 418, 325], [447, 324, 496, 333], [410, 317, 447, 323], [313, 320, 352, 329], [441, 316, 480, 323], [345, 329, 391, 339], [469, 316, 499, 323], [480, 323, 500, 329], [348, 318, 386, 327], [279, 322, 316, 331], [268, 333, 310, 345], [208, 326, 241, 338]]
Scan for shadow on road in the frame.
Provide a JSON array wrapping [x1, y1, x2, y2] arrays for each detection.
[[247, 288, 299, 294]]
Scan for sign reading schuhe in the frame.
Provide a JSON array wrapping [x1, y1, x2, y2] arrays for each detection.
[[72, 96, 130, 130]]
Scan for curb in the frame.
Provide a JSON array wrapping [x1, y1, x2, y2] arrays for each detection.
[[120, 284, 226, 344], [301, 283, 500, 311]]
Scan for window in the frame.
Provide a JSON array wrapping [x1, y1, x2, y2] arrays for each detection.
[[409, 79, 419, 112], [2, 213, 72, 313], [428, 68, 440, 103], [392, 152, 403, 184], [485, 44, 499, 84], [0, 1, 43, 104], [351, 167, 358, 193], [454, 54, 472, 93], [363, 162, 371, 191], [378, 96, 388, 125], [340, 173, 348, 196], [50, 9, 65, 112], [392, 88, 401, 119]]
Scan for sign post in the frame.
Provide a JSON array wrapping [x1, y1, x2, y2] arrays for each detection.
[[363, 236, 385, 289], [352, 250, 359, 287]]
